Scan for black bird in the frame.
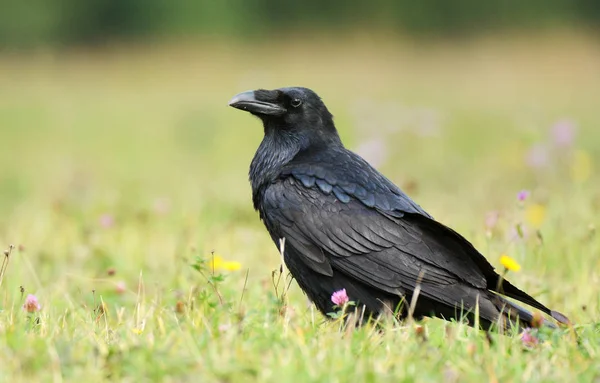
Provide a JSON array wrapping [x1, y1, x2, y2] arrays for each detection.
[[229, 87, 569, 330]]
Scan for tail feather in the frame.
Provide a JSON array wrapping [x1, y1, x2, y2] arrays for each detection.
[[493, 279, 571, 327], [498, 297, 556, 329]]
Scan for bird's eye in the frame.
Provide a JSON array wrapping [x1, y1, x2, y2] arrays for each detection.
[[290, 98, 303, 108]]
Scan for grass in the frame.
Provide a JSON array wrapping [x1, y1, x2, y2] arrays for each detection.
[[0, 30, 599, 382]]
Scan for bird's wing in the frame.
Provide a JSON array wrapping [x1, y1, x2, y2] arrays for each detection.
[[262, 175, 489, 300], [266, 153, 566, 322], [283, 148, 432, 217]]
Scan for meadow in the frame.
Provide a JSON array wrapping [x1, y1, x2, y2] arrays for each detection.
[[0, 31, 599, 382]]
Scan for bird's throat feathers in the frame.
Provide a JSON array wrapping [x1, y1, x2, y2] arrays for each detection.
[[249, 130, 307, 209]]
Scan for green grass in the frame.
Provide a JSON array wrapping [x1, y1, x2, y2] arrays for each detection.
[[0, 31, 599, 382]]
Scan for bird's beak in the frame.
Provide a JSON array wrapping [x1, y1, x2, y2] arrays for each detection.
[[228, 90, 286, 116]]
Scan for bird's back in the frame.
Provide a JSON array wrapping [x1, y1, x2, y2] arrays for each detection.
[[280, 145, 430, 217]]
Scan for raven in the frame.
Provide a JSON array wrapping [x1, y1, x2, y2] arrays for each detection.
[[229, 87, 569, 330]]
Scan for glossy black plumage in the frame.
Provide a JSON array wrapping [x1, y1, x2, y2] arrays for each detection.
[[229, 87, 569, 330]]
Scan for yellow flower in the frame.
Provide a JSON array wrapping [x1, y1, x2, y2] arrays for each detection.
[[571, 150, 592, 183], [131, 328, 143, 335], [525, 204, 546, 229], [209, 255, 241, 271], [500, 254, 521, 272]]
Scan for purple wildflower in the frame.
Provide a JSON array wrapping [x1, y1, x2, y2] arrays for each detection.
[[520, 329, 539, 347], [23, 294, 41, 313], [331, 288, 349, 306], [517, 190, 530, 202]]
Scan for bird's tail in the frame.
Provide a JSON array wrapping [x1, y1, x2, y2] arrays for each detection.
[[493, 277, 571, 326], [495, 296, 557, 330]]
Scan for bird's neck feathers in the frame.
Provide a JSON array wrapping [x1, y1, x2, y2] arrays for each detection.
[[249, 119, 342, 210], [249, 129, 306, 207]]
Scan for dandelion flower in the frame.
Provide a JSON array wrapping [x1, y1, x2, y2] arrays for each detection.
[[22, 294, 41, 313], [331, 288, 349, 306], [500, 254, 521, 272], [222, 260, 241, 271], [209, 255, 241, 271]]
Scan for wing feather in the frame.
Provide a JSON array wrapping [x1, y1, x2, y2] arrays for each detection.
[[262, 176, 489, 302]]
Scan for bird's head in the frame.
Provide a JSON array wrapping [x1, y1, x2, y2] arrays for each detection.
[[229, 87, 340, 145]]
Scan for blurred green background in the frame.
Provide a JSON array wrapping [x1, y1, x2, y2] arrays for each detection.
[[1, 0, 600, 47], [0, 2, 599, 381], [1, 2, 599, 281]]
